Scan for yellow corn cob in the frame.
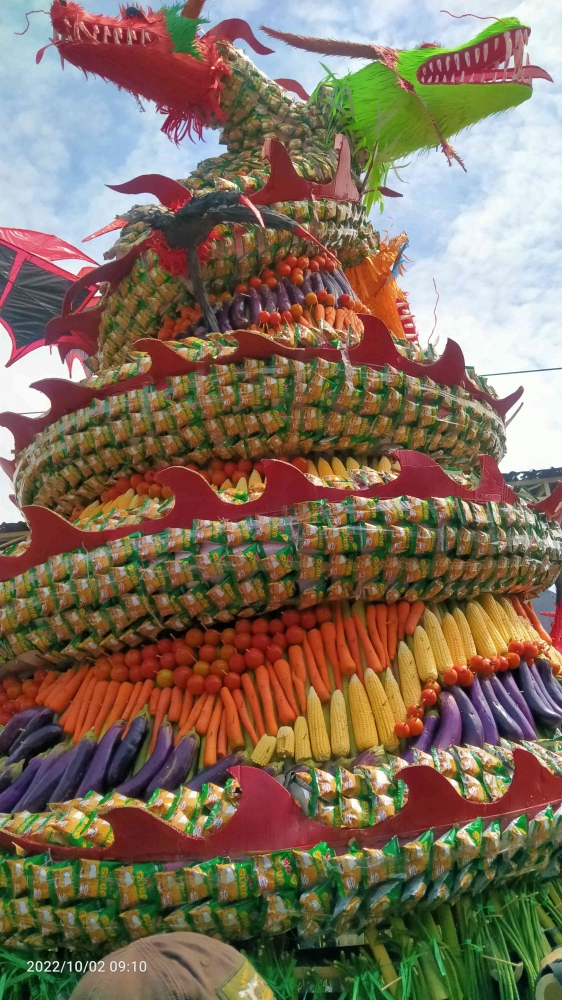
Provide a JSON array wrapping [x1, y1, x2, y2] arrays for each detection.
[[79, 500, 101, 520], [465, 602, 498, 659], [549, 647, 562, 668], [332, 457, 352, 480], [452, 607, 477, 661], [307, 459, 320, 478], [429, 603, 443, 624], [497, 597, 526, 639], [115, 488, 135, 510], [236, 477, 248, 493], [276, 726, 295, 759], [294, 716, 312, 763], [383, 668, 407, 724], [441, 612, 467, 667], [422, 609, 454, 674], [397, 641, 422, 707], [348, 674, 378, 751], [248, 469, 263, 487], [346, 457, 360, 471], [412, 626, 439, 682], [364, 669, 398, 750], [479, 595, 511, 646], [317, 458, 334, 479], [307, 688, 331, 762], [251, 734, 277, 766], [477, 604, 507, 654], [329, 690, 350, 758], [378, 456, 392, 474]]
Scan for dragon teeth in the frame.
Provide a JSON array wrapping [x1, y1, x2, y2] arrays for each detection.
[[474, 47, 480, 64], [483, 43, 488, 61], [464, 51, 471, 67], [454, 54, 460, 70]]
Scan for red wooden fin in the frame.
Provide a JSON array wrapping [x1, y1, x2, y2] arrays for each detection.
[[106, 175, 190, 210], [274, 78, 310, 101], [205, 18, 275, 55], [530, 482, 562, 522]]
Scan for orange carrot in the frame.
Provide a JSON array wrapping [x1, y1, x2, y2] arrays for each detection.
[[71, 671, 98, 739], [196, 693, 216, 736], [50, 664, 90, 714], [302, 636, 331, 702], [375, 604, 389, 669], [343, 616, 364, 682], [100, 680, 134, 736], [36, 671, 58, 703], [334, 308, 347, 332], [404, 600, 425, 636], [320, 621, 342, 691], [288, 645, 307, 683], [335, 603, 357, 675], [176, 693, 207, 743], [266, 664, 296, 724], [366, 604, 387, 668], [93, 679, 121, 737], [523, 601, 552, 643], [149, 687, 161, 716], [325, 305, 336, 327], [313, 302, 326, 325], [241, 673, 266, 739], [511, 596, 530, 621], [220, 687, 245, 749], [291, 672, 307, 714], [307, 630, 331, 691], [150, 686, 172, 754], [254, 665, 278, 737], [178, 689, 194, 732], [75, 679, 109, 742], [168, 686, 184, 724], [232, 689, 258, 746], [397, 601, 410, 642], [62, 669, 93, 734], [203, 698, 223, 767], [121, 681, 143, 723], [352, 611, 383, 673], [387, 603, 398, 663], [44, 668, 74, 710], [273, 659, 299, 717], [217, 705, 228, 758], [125, 679, 154, 731]]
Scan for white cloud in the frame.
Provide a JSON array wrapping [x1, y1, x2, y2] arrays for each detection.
[[0, 0, 560, 522]]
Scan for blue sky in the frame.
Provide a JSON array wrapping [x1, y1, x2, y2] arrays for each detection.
[[0, 0, 560, 522]]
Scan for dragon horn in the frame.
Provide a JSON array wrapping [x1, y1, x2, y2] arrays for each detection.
[[181, 0, 206, 18], [260, 26, 390, 61]]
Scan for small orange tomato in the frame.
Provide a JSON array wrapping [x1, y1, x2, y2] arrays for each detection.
[[420, 688, 437, 706], [394, 722, 410, 738], [424, 681, 442, 695], [290, 303, 303, 318], [457, 668, 474, 687], [156, 669, 174, 688], [480, 658, 494, 676], [523, 641, 538, 660], [469, 655, 484, 673], [185, 628, 205, 648], [223, 672, 242, 690], [187, 674, 205, 695], [506, 652, 520, 669], [508, 640, 525, 656], [110, 664, 129, 683], [408, 718, 424, 737], [204, 674, 222, 694], [209, 659, 229, 677], [193, 660, 210, 677], [497, 656, 509, 673], [442, 667, 458, 686]]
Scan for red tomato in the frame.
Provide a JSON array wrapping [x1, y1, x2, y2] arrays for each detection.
[[291, 456, 308, 475], [443, 667, 458, 686], [251, 618, 270, 635], [457, 668, 474, 687], [136, 481, 150, 496], [114, 477, 131, 495], [497, 656, 509, 673], [277, 262, 292, 277], [110, 654, 126, 668], [285, 255, 298, 270], [2, 674, 17, 691], [489, 657, 502, 673], [130, 473, 144, 488], [94, 661, 112, 680], [234, 633, 252, 652], [251, 634, 270, 652], [228, 654, 246, 674], [0, 692, 7, 706], [221, 628, 236, 645], [237, 459, 253, 474], [144, 469, 158, 483], [175, 647, 196, 667], [285, 625, 306, 646], [185, 628, 205, 648], [224, 672, 242, 690], [204, 630, 221, 647], [156, 669, 174, 688], [523, 642, 538, 661], [140, 659, 159, 680], [282, 610, 301, 627], [158, 653, 176, 671], [15, 695, 33, 712], [193, 660, 210, 677], [245, 648, 265, 669], [408, 718, 424, 737], [218, 645, 235, 663], [187, 675, 205, 695], [300, 611, 317, 630], [223, 462, 237, 478], [5, 682, 22, 700], [338, 293, 351, 307], [308, 259, 320, 272], [480, 658, 494, 676], [273, 633, 287, 651], [469, 655, 484, 673], [205, 674, 222, 694], [173, 666, 192, 689], [506, 652, 521, 669], [22, 679, 37, 695], [141, 645, 158, 661], [128, 665, 143, 683], [199, 644, 218, 664], [248, 276, 262, 289], [266, 644, 285, 663], [508, 640, 525, 656], [124, 649, 142, 668], [0, 712, 13, 725], [234, 619, 250, 633], [34, 668, 47, 684], [110, 665, 129, 683], [406, 704, 423, 719], [315, 605, 333, 624], [156, 638, 173, 655], [209, 659, 229, 678], [394, 722, 411, 738], [420, 688, 437, 706], [296, 256, 309, 270], [269, 619, 285, 634]]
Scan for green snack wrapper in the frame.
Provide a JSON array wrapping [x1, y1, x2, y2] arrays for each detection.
[[25, 853, 51, 902], [163, 904, 194, 933], [49, 860, 80, 906], [120, 903, 162, 941], [402, 829, 433, 878], [401, 874, 428, 911], [263, 891, 298, 935], [154, 869, 190, 909], [183, 859, 225, 905], [253, 851, 298, 895], [365, 879, 402, 925], [184, 900, 220, 937], [431, 828, 457, 880], [78, 859, 120, 900], [214, 860, 256, 903], [331, 893, 362, 936], [80, 901, 122, 946], [455, 818, 483, 867], [35, 904, 59, 937], [424, 870, 454, 908], [3, 857, 28, 898], [500, 814, 527, 855], [528, 806, 554, 848], [114, 862, 162, 910], [214, 898, 263, 941]]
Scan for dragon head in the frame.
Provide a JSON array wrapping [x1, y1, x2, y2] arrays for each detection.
[[43, 1, 228, 138]]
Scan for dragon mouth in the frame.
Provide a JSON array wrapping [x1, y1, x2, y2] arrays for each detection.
[[53, 18, 157, 48], [417, 27, 553, 86]]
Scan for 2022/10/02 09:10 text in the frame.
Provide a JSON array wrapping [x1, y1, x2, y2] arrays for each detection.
[[26, 960, 148, 973]]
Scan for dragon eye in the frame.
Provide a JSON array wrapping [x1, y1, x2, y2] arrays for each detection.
[[124, 6, 144, 16]]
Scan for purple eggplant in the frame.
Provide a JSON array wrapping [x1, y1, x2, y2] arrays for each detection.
[[535, 658, 562, 712], [310, 271, 324, 295], [499, 671, 536, 731], [185, 752, 245, 791], [258, 283, 277, 314], [469, 676, 499, 745], [516, 661, 561, 728], [0, 708, 46, 756], [352, 748, 387, 767], [480, 677, 524, 741], [432, 693, 462, 750], [229, 294, 249, 330], [116, 721, 173, 798], [8, 707, 55, 757], [144, 732, 199, 799], [51, 733, 98, 803], [300, 271, 313, 297], [319, 269, 342, 299], [488, 675, 535, 740], [285, 279, 305, 308], [18, 746, 76, 813], [106, 715, 149, 789], [0, 759, 24, 794], [215, 305, 232, 333], [402, 711, 440, 762], [248, 287, 262, 325], [77, 722, 126, 797], [444, 686, 484, 748], [331, 268, 356, 297], [276, 280, 292, 315], [6, 724, 63, 766], [0, 753, 48, 813], [529, 663, 562, 715]]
